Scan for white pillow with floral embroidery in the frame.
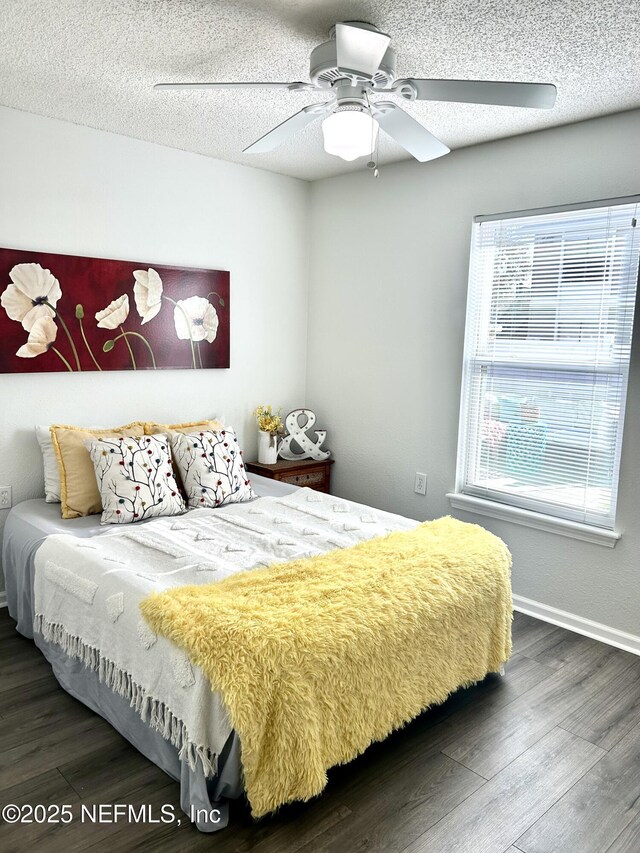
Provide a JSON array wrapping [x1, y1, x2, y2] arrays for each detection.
[[84, 434, 186, 524], [170, 428, 255, 508]]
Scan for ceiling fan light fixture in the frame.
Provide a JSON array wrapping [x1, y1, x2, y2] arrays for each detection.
[[321, 109, 379, 161]]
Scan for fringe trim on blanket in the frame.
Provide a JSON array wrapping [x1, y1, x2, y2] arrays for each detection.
[[33, 614, 219, 777]]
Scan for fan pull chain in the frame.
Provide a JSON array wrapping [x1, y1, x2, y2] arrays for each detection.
[[364, 91, 380, 178], [373, 126, 380, 177]]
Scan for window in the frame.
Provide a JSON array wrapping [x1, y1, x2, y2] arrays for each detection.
[[453, 197, 639, 537]]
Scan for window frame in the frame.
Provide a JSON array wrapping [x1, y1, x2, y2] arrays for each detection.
[[450, 195, 640, 547]]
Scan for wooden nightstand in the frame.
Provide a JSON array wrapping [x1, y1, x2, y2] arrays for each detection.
[[246, 458, 334, 493]]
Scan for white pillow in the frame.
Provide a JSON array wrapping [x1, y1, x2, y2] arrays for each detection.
[[35, 425, 62, 502], [85, 434, 186, 525], [170, 428, 255, 509]]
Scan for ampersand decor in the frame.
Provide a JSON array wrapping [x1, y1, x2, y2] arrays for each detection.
[[279, 409, 331, 461]]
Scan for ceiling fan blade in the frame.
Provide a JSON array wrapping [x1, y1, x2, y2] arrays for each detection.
[[394, 78, 557, 109], [243, 102, 332, 154], [373, 102, 449, 162], [154, 81, 314, 92], [335, 22, 391, 77]]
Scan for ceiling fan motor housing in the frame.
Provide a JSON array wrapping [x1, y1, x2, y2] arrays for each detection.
[[310, 30, 396, 89]]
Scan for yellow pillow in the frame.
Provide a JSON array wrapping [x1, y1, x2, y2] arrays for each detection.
[[51, 422, 145, 519], [144, 419, 224, 436]]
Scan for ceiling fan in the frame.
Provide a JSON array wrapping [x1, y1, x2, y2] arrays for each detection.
[[154, 21, 557, 164]]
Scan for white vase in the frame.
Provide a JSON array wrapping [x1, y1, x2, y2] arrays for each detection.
[[258, 430, 278, 464]]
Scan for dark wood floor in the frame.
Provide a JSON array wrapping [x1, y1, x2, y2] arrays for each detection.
[[1, 608, 640, 852]]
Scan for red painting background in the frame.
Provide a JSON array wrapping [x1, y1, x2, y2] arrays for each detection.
[[0, 248, 230, 373]]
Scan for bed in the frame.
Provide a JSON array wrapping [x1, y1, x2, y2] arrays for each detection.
[[2, 476, 512, 830], [3, 475, 298, 831]]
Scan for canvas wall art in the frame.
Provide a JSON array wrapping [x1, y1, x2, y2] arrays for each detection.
[[0, 248, 230, 373]]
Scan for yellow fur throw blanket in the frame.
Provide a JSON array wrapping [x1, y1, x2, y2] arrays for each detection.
[[140, 516, 512, 817]]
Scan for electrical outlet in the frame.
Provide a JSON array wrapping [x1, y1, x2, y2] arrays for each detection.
[[0, 486, 11, 509], [414, 472, 427, 496]]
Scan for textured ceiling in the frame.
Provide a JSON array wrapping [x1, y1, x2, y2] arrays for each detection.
[[1, 0, 639, 181]]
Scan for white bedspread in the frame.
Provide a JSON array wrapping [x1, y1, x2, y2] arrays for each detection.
[[34, 488, 418, 774]]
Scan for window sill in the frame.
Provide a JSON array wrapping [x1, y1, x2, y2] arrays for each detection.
[[446, 493, 620, 548]]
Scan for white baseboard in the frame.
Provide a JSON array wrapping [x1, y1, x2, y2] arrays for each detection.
[[513, 593, 640, 657], [0, 591, 7, 609]]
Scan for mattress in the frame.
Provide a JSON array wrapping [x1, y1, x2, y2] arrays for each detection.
[[3, 474, 298, 636], [1, 474, 299, 832]]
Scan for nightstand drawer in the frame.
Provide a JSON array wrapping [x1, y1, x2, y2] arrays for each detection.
[[246, 458, 333, 493], [280, 470, 325, 487]]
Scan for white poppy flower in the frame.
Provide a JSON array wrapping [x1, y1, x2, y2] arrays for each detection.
[[173, 296, 219, 343], [16, 315, 58, 358], [1, 263, 62, 331], [133, 268, 163, 325], [95, 294, 130, 330]]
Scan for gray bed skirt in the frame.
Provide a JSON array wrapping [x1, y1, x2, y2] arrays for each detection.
[[36, 632, 242, 831]]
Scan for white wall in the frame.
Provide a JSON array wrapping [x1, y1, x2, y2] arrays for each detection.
[[0, 107, 310, 588], [3, 103, 639, 635], [307, 109, 640, 636]]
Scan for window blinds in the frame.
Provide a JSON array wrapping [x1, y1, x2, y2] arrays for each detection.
[[457, 199, 640, 529]]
